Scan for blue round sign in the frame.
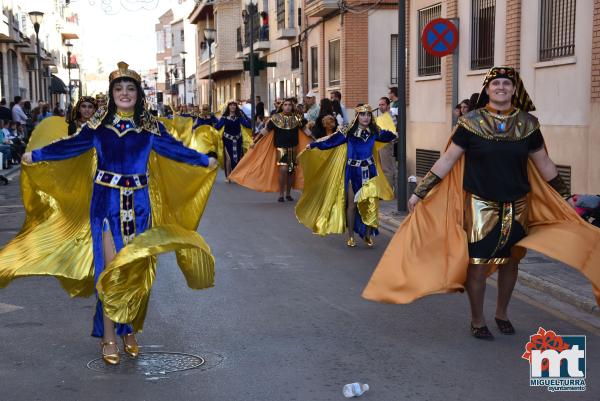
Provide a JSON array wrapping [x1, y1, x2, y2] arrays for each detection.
[[422, 18, 459, 57]]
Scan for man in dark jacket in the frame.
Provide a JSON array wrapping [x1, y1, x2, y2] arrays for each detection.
[[0, 99, 11, 122]]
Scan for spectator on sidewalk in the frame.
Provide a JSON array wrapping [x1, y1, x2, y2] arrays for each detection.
[[310, 98, 336, 139], [38, 103, 53, 122], [388, 87, 399, 109], [0, 98, 11, 122], [469, 92, 480, 111], [256, 96, 265, 118], [304, 91, 319, 122], [329, 90, 348, 124], [6, 121, 25, 162], [270, 97, 282, 116], [259, 11, 269, 41], [331, 99, 345, 127], [11, 96, 28, 125], [0, 120, 13, 168]]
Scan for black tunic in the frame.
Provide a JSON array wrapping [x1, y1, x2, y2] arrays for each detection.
[[267, 116, 306, 148], [452, 126, 544, 202]]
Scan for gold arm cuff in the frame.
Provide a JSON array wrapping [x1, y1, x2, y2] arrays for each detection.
[[469, 257, 511, 265], [548, 174, 570, 198], [413, 171, 442, 199]]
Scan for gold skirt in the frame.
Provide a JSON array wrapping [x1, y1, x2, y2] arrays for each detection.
[[464, 193, 528, 265], [277, 147, 297, 173]]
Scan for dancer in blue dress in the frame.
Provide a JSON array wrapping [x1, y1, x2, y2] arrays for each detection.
[[12, 62, 217, 365], [300, 104, 396, 247], [214, 101, 251, 178]]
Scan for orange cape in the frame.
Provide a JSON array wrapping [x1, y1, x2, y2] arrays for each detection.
[[362, 153, 600, 306], [228, 130, 312, 193]]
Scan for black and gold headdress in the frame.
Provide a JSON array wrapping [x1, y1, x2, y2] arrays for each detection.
[[475, 66, 535, 112], [109, 61, 142, 84], [342, 104, 376, 134], [70, 96, 97, 122]]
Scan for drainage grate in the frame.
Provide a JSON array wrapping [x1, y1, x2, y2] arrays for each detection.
[[87, 351, 205, 376]]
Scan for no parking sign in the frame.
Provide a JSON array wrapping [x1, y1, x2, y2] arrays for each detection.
[[421, 18, 458, 57]]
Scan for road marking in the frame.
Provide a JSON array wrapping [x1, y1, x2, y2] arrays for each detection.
[[0, 302, 23, 314]]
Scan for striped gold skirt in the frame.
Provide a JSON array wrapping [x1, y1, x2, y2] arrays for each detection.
[[464, 193, 528, 265]]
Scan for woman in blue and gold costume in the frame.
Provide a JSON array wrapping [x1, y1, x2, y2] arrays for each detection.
[[363, 67, 600, 340], [214, 100, 252, 178], [68, 95, 98, 135], [296, 104, 397, 247], [193, 104, 218, 129], [0, 62, 218, 364]]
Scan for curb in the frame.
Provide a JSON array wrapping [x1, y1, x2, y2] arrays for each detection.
[[0, 165, 21, 181], [377, 213, 599, 318]]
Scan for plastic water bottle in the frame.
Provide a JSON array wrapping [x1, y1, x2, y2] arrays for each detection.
[[342, 382, 369, 398]]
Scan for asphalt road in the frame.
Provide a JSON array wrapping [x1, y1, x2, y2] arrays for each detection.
[[0, 172, 597, 401]]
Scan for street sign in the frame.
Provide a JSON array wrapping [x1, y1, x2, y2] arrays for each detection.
[[421, 18, 458, 57]]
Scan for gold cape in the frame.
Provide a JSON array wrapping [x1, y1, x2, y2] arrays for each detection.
[[294, 117, 395, 235], [0, 117, 217, 331], [228, 130, 312, 193], [362, 144, 600, 306], [158, 115, 194, 144]]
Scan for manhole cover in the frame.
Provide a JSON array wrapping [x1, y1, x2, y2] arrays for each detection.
[[87, 351, 205, 375]]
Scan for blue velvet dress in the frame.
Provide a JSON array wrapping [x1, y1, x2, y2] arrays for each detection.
[[32, 117, 210, 337], [193, 114, 218, 129], [310, 128, 396, 238], [214, 114, 251, 172]]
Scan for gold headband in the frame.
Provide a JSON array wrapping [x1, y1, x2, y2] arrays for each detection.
[[109, 61, 141, 84], [354, 104, 374, 114]]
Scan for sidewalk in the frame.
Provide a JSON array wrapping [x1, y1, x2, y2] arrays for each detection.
[[378, 200, 600, 317]]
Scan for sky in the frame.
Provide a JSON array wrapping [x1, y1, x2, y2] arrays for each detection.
[[62, 0, 194, 73]]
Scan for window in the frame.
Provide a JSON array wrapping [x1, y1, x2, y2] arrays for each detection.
[[310, 46, 318, 88], [165, 26, 172, 49], [471, 0, 495, 69], [417, 4, 441, 76], [391, 34, 398, 84], [180, 29, 184, 42], [539, 0, 576, 61], [328, 39, 340, 86], [156, 31, 165, 53], [291, 45, 300, 70], [277, 0, 285, 29]]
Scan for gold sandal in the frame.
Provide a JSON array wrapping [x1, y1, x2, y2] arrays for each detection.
[[121, 333, 139, 358], [346, 237, 356, 247], [101, 340, 120, 365]]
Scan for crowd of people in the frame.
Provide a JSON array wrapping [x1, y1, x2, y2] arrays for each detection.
[[0, 95, 73, 169]]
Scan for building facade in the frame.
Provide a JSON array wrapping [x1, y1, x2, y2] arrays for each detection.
[[0, 0, 78, 108], [156, 0, 198, 111]]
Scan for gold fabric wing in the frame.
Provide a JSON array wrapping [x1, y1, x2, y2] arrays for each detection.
[[0, 117, 96, 297], [356, 178, 380, 228], [295, 145, 347, 235], [97, 151, 217, 329], [158, 115, 194, 144]]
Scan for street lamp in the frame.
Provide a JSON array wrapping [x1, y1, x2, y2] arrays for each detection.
[[65, 41, 73, 112], [242, 0, 258, 134], [29, 11, 44, 102], [203, 27, 216, 112], [181, 50, 187, 107]]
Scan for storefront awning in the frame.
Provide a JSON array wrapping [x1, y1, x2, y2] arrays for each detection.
[[50, 75, 68, 94]]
